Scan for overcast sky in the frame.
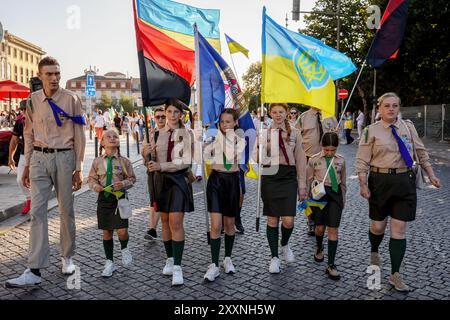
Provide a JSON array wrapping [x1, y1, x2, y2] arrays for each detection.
[[1, 0, 316, 85]]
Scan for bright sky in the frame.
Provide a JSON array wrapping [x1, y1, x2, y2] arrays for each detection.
[[0, 0, 316, 86]]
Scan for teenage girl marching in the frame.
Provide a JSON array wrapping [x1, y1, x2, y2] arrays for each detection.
[[203, 109, 246, 282], [88, 129, 136, 278], [307, 132, 346, 280], [147, 98, 195, 286], [260, 103, 307, 274]]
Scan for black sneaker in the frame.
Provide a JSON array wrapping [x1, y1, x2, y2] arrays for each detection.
[[235, 223, 245, 234], [144, 228, 158, 241]]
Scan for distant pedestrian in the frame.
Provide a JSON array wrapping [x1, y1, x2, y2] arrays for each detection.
[[88, 129, 136, 278], [94, 110, 106, 141], [344, 112, 354, 145], [356, 110, 365, 140]]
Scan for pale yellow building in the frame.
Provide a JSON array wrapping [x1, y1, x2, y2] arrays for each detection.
[[0, 30, 46, 112]]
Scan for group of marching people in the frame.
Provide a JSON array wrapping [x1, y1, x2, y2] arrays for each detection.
[[5, 74, 441, 293], [83, 92, 440, 292]]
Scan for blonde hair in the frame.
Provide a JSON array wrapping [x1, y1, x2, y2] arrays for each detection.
[[100, 129, 121, 157], [269, 103, 291, 141], [377, 92, 401, 107]]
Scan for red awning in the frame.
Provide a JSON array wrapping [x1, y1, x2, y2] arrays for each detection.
[[0, 80, 30, 100]]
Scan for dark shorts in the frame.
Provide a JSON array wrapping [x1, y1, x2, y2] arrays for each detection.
[[312, 186, 344, 228], [262, 166, 298, 217], [368, 171, 417, 222], [155, 170, 194, 213], [207, 170, 240, 217], [97, 193, 128, 230]]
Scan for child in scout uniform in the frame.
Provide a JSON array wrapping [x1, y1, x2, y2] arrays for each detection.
[[261, 103, 307, 274], [146, 98, 195, 287], [356, 92, 441, 292], [307, 132, 346, 280], [203, 109, 246, 282], [299, 107, 338, 236], [88, 129, 136, 278]]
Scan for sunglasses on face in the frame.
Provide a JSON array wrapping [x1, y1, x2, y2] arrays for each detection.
[[155, 116, 166, 120], [290, 112, 298, 115]]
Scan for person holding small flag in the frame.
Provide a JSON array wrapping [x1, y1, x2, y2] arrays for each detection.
[[307, 132, 346, 280], [6, 57, 86, 288], [260, 103, 307, 274], [356, 92, 441, 292], [88, 129, 136, 278]]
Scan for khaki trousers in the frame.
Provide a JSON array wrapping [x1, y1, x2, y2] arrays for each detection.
[[28, 149, 76, 269]]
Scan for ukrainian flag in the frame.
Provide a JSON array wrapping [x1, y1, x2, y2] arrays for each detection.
[[225, 34, 249, 58], [261, 8, 356, 118]]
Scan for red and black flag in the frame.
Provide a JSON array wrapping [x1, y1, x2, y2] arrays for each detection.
[[366, 0, 410, 68], [132, 0, 221, 106]]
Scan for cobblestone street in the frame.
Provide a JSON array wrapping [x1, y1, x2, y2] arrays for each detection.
[[1, 143, 449, 300]]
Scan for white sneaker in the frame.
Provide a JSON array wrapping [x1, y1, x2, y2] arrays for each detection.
[[5, 269, 42, 288], [172, 265, 184, 286], [102, 260, 117, 278], [223, 257, 236, 274], [62, 257, 76, 275], [121, 248, 133, 267], [204, 264, 220, 282], [162, 258, 174, 276], [269, 257, 281, 274], [282, 245, 295, 263]]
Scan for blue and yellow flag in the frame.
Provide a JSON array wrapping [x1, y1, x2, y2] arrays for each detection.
[[261, 8, 356, 118], [225, 34, 249, 58]]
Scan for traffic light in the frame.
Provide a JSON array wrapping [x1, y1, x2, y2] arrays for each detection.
[[293, 0, 300, 21]]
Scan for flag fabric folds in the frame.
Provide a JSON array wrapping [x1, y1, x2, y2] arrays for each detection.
[[133, 0, 220, 106], [366, 0, 410, 68], [225, 34, 249, 58], [261, 8, 356, 118], [195, 28, 257, 178]]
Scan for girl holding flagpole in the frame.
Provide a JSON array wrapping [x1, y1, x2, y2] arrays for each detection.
[[147, 98, 195, 286], [356, 92, 441, 292], [260, 103, 307, 274], [307, 132, 346, 280], [203, 109, 245, 282]]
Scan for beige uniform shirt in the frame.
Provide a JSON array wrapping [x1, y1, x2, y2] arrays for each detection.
[[299, 108, 337, 157], [141, 126, 165, 165], [88, 153, 136, 191], [150, 125, 194, 173], [24, 87, 86, 171], [205, 130, 246, 173], [307, 152, 347, 199], [261, 122, 307, 189], [356, 119, 432, 175]]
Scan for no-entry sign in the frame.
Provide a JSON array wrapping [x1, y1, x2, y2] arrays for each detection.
[[338, 89, 349, 100]]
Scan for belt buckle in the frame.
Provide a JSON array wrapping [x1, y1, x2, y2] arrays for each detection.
[[388, 168, 396, 174]]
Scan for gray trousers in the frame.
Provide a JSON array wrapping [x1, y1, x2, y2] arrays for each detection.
[[28, 150, 76, 269]]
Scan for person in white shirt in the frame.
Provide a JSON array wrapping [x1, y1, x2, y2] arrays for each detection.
[[94, 110, 106, 141], [356, 110, 365, 140]]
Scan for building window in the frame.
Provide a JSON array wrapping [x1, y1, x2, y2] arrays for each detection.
[[26, 53, 29, 62], [111, 82, 116, 88], [20, 51, 23, 60], [7, 64, 11, 79], [71, 82, 77, 88], [120, 82, 126, 88], [8, 47, 11, 56], [101, 82, 107, 88], [31, 70, 34, 78], [20, 67, 23, 75], [14, 48, 17, 58]]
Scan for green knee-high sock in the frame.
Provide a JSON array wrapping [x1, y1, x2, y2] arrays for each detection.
[[316, 235, 324, 251], [172, 240, 185, 266], [369, 231, 384, 253], [103, 239, 114, 261], [210, 238, 221, 267], [328, 240, 338, 266], [163, 240, 173, 258], [224, 234, 235, 258], [281, 225, 294, 247], [389, 238, 406, 274], [266, 225, 279, 258], [119, 238, 129, 250]]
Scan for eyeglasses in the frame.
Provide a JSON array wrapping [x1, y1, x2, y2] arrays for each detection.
[[155, 116, 166, 120], [290, 112, 298, 115]]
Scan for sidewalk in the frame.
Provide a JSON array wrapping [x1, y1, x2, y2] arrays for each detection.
[[0, 130, 143, 224], [421, 138, 450, 164]]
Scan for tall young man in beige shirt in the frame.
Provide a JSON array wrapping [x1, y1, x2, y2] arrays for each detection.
[[6, 57, 86, 288]]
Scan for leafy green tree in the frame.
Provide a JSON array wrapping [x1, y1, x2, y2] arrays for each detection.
[[242, 61, 262, 112], [119, 95, 134, 114]]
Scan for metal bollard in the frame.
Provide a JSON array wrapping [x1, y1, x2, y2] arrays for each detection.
[[89, 126, 93, 140], [126, 131, 130, 158], [94, 136, 98, 158]]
